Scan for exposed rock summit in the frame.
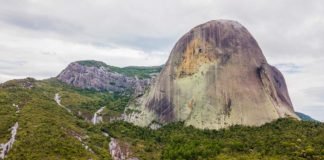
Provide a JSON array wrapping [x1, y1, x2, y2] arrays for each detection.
[[125, 20, 299, 129]]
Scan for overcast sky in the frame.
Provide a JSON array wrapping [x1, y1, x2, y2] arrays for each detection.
[[0, 0, 323, 121]]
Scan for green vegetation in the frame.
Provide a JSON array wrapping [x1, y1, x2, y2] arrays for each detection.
[[77, 60, 162, 79], [0, 78, 122, 159], [39, 78, 129, 118], [0, 77, 323, 160], [77, 60, 108, 68], [109, 65, 162, 79], [105, 119, 324, 160]]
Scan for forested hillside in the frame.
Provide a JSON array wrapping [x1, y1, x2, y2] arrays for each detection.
[[0, 78, 323, 160]]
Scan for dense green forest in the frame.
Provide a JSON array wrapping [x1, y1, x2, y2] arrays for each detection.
[[0, 78, 323, 160], [104, 119, 324, 160]]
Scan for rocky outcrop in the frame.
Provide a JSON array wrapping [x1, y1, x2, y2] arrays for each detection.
[[125, 20, 299, 129], [54, 93, 72, 113], [0, 122, 18, 160], [57, 61, 156, 95], [0, 100, 20, 160], [109, 138, 138, 160], [92, 107, 105, 125]]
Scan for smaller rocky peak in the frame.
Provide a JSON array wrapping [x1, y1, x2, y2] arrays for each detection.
[[57, 60, 161, 95]]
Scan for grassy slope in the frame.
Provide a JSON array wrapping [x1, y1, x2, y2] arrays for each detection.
[[0, 78, 114, 160], [76, 60, 162, 79], [0, 78, 323, 160]]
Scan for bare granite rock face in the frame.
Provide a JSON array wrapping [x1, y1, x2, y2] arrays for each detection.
[[125, 20, 299, 129], [57, 61, 154, 96]]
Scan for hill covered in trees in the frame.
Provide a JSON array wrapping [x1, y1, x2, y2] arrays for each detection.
[[0, 78, 323, 159]]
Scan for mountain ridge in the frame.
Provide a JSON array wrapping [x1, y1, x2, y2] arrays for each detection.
[[296, 112, 318, 122]]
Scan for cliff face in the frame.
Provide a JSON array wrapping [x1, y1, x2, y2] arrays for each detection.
[[125, 20, 299, 129], [57, 61, 157, 96]]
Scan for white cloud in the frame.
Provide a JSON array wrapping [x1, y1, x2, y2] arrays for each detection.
[[0, 23, 168, 81]]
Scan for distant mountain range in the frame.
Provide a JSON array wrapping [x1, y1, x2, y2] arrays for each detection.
[[295, 112, 318, 122]]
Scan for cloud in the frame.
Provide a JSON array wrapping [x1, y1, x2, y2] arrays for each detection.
[[0, 25, 168, 81], [280, 59, 324, 121], [275, 63, 302, 74], [0, 0, 323, 121]]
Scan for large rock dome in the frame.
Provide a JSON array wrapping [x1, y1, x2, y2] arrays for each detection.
[[125, 20, 299, 129]]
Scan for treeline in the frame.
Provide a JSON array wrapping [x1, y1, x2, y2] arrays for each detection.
[[104, 119, 324, 160]]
